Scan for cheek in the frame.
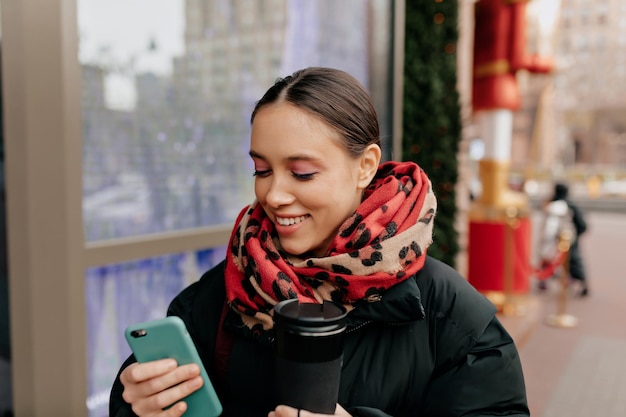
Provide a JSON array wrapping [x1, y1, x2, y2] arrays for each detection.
[[326, 177, 361, 206], [312, 189, 358, 223], [254, 180, 268, 201]]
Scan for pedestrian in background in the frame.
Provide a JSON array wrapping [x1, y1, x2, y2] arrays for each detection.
[[538, 182, 589, 297]]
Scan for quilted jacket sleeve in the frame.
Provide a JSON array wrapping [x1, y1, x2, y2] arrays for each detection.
[[109, 354, 139, 417], [413, 257, 529, 417], [421, 316, 529, 417], [347, 406, 393, 417]]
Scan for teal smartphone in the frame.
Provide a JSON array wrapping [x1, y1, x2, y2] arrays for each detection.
[[125, 316, 223, 417]]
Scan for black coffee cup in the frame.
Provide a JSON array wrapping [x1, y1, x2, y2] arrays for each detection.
[[273, 299, 348, 414]]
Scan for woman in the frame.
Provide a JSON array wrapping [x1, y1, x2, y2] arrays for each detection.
[[109, 67, 529, 417]]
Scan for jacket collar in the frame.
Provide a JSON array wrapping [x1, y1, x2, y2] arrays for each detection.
[[346, 274, 425, 328], [222, 269, 426, 344]]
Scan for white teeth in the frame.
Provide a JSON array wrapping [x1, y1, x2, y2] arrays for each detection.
[[276, 215, 308, 226]]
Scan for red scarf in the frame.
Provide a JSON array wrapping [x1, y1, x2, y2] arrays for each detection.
[[224, 161, 437, 330]]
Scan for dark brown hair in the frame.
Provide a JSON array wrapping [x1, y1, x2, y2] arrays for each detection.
[[251, 67, 381, 158]]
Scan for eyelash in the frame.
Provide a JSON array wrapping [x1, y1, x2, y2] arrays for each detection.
[[253, 170, 271, 178], [252, 170, 316, 181], [293, 172, 315, 180]]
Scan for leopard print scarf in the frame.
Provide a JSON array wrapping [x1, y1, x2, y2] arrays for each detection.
[[224, 161, 437, 332]]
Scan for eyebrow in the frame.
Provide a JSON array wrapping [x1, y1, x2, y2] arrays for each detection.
[[249, 149, 323, 163]]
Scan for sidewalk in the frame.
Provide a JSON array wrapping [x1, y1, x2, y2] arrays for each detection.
[[495, 211, 626, 417]]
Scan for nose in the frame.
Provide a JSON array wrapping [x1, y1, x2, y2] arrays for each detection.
[[263, 176, 296, 208]]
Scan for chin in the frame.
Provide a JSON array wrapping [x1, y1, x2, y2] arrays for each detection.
[[280, 242, 318, 258], [282, 246, 308, 257]]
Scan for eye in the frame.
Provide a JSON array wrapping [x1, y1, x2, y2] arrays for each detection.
[[253, 169, 271, 178], [292, 172, 316, 181]]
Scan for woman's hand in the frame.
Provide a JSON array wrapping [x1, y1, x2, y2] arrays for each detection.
[[269, 404, 352, 417], [120, 358, 204, 416]]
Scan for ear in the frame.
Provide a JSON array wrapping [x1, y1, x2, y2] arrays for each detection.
[[357, 144, 382, 189]]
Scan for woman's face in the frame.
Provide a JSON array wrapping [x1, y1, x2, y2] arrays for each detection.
[[250, 102, 375, 257]]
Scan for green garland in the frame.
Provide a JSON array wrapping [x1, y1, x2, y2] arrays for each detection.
[[403, 0, 461, 267]]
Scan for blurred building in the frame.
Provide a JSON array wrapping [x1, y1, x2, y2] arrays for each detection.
[[517, 0, 626, 176], [555, 0, 626, 169]]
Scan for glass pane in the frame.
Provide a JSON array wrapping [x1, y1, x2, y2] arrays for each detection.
[[78, 0, 393, 242], [85, 247, 225, 416], [79, 1, 395, 415]]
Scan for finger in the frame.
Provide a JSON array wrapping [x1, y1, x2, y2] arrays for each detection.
[[162, 401, 187, 417], [134, 364, 202, 400], [132, 375, 203, 416], [121, 359, 178, 384], [272, 405, 299, 417], [271, 404, 351, 417], [134, 400, 187, 417], [334, 404, 352, 416]]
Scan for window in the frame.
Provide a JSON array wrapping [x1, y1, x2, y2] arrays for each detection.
[[78, 1, 396, 415], [79, 0, 394, 242]]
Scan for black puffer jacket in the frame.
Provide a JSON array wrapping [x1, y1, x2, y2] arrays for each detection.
[[110, 256, 529, 417]]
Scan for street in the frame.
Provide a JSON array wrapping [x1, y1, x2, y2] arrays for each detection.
[[519, 210, 626, 417]]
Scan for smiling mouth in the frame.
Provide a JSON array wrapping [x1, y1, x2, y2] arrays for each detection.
[[275, 215, 310, 226]]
